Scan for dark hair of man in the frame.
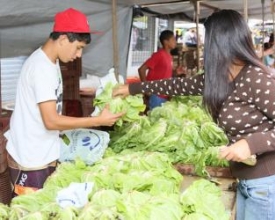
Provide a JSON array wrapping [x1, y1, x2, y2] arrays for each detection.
[[49, 32, 91, 44], [159, 30, 174, 46], [202, 9, 267, 121]]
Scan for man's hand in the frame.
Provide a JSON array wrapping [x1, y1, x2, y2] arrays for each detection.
[[174, 65, 186, 77], [97, 105, 124, 126], [219, 139, 251, 162], [112, 84, 130, 98], [79, 88, 96, 96]]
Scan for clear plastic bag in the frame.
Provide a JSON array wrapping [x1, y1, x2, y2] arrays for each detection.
[[59, 129, 110, 165]]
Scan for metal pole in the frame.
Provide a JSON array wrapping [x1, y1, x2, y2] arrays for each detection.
[[261, 0, 265, 59], [272, 0, 275, 47], [243, 0, 248, 22], [0, 31, 2, 116], [195, 1, 200, 71], [112, 0, 119, 81]]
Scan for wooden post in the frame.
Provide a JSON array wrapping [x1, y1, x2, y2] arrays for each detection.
[[112, 0, 119, 82], [243, 0, 248, 22], [195, 0, 200, 71], [272, 0, 275, 47], [0, 31, 2, 116], [261, 0, 265, 59]]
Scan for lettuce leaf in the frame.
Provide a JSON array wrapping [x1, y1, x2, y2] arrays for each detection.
[[93, 82, 146, 126]]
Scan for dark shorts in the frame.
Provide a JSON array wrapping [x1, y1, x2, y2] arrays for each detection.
[[7, 154, 56, 197]]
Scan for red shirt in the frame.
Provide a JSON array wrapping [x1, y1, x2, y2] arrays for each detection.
[[145, 49, 173, 81], [145, 49, 173, 99]]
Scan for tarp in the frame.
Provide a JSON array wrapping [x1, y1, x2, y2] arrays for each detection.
[[0, 0, 273, 77], [132, 0, 272, 21], [0, 0, 133, 77]]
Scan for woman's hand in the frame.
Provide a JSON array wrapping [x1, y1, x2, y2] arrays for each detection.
[[112, 84, 130, 98], [97, 105, 124, 126], [219, 139, 252, 162]]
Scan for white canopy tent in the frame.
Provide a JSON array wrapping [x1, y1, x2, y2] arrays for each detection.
[[0, 0, 274, 78]]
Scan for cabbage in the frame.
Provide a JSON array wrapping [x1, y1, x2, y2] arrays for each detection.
[[180, 179, 230, 220], [93, 82, 146, 126], [109, 96, 229, 176], [0, 203, 10, 220], [5, 152, 229, 219]]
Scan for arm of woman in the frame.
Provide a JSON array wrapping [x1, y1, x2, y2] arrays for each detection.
[[220, 69, 275, 162], [114, 74, 204, 97], [243, 73, 275, 155]]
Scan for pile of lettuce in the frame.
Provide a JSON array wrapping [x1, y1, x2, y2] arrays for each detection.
[[1, 152, 230, 220], [93, 82, 146, 126], [109, 96, 229, 176]]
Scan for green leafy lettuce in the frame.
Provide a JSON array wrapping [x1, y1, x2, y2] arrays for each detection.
[[93, 82, 146, 126], [109, 96, 229, 176]]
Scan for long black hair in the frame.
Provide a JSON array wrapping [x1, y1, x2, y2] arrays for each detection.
[[202, 9, 267, 121]]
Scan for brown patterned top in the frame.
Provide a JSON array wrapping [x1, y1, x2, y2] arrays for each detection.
[[129, 65, 275, 179]]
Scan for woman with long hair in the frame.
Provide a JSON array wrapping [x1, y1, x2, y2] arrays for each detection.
[[114, 10, 275, 220]]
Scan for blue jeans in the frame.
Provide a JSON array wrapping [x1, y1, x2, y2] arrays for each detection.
[[149, 95, 167, 110], [236, 174, 275, 220]]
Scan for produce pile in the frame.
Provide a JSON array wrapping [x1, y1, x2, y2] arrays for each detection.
[[107, 96, 229, 176], [0, 152, 230, 220], [93, 82, 146, 126]]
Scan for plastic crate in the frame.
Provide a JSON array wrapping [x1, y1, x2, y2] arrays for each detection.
[[0, 129, 8, 173], [0, 168, 12, 205], [0, 129, 12, 205]]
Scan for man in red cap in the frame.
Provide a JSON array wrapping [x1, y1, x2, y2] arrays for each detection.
[[5, 8, 123, 197]]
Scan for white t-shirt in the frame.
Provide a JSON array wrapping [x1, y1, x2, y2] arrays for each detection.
[[6, 48, 63, 168]]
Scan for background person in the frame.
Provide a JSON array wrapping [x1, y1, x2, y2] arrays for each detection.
[[263, 42, 275, 69], [138, 30, 183, 110], [183, 29, 197, 48]]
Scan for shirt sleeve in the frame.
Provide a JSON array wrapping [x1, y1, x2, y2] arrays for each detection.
[[30, 63, 58, 104], [244, 70, 275, 155], [129, 74, 204, 96], [145, 52, 160, 69]]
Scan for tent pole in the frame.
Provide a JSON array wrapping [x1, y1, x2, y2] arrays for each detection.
[[112, 0, 119, 81], [195, 0, 200, 72], [261, 0, 265, 59], [272, 0, 275, 47], [243, 0, 248, 22], [199, 2, 219, 11], [141, 0, 189, 8]]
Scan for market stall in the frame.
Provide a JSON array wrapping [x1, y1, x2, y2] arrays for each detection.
[[0, 82, 238, 219], [1, 1, 274, 219]]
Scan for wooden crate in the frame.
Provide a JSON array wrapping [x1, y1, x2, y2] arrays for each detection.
[[0, 130, 7, 173], [80, 94, 95, 117], [176, 164, 236, 219], [0, 112, 11, 173], [180, 175, 236, 220], [0, 122, 12, 205], [60, 58, 83, 117], [175, 163, 233, 178], [0, 168, 12, 205]]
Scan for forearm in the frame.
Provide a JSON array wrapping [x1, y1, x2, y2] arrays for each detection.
[[138, 64, 148, 82], [246, 130, 275, 155], [244, 69, 275, 155], [129, 74, 204, 96], [138, 72, 147, 82], [44, 115, 102, 130]]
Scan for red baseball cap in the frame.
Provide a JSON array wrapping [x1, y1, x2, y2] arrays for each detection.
[[53, 8, 99, 33]]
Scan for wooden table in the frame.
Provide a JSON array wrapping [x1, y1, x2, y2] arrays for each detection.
[[175, 164, 236, 219]]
